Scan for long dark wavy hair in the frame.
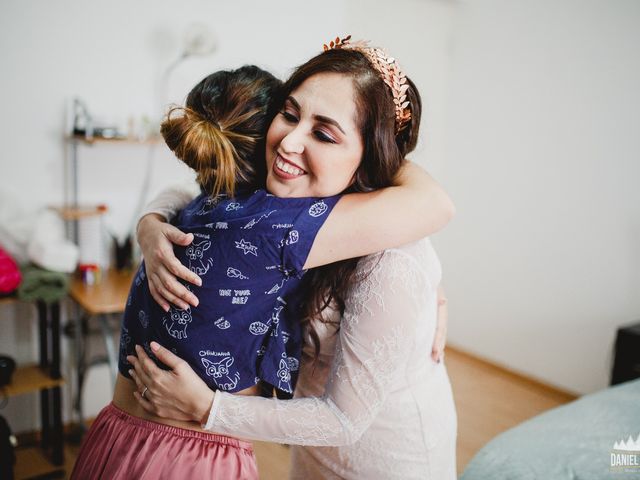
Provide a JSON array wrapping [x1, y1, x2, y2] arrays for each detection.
[[280, 48, 423, 358]]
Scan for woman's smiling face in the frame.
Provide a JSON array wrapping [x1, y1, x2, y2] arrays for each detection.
[[265, 72, 364, 198]]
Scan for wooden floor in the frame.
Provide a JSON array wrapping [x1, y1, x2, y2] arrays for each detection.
[[445, 346, 576, 473], [15, 346, 577, 479]]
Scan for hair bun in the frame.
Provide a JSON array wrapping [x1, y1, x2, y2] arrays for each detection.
[[161, 107, 214, 169], [160, 66, 282, 197], [161, 106, 240, 197]]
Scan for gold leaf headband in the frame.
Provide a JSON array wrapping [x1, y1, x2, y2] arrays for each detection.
[[323, 35, 412, 134]]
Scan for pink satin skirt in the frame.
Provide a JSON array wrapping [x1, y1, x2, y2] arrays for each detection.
[[70, 403, 258, 479]]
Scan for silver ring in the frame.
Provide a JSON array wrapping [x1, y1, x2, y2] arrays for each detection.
[[141, 386, 148, 399]]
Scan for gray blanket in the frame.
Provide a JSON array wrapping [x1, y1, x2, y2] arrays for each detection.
[[461, 379, 640, 479]]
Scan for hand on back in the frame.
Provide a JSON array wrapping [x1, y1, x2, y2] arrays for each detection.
[[137, 213, 202, 311]]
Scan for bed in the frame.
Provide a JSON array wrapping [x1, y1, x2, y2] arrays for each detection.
[[460, 378, 640, 479]]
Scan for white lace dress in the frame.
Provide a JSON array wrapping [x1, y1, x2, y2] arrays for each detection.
[[204, 239, 457, 479]]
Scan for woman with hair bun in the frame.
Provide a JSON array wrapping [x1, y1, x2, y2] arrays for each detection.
[[74, 37, 456, 479]]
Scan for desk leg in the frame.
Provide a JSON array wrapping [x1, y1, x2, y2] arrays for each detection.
[[98, 314, 119, 388], [40, 389, 50, 449], [37, 301, 51, 450], [73, 311, 89, 433], [51, 302, 61, 379], [50, 302, 64, 465], [37, 301, 64, 465], [51, 386, 64, 465], [37, 301, 49, 370]]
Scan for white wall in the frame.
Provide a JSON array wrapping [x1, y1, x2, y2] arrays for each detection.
[[0, 0, 349, 433], [345, 0, 456, 180], [438, 0, 640, 394], [0, 0, 455, 435], [1, 0, 638, 435], [343, 0, 640, 396], [0, 0, 350, 236]]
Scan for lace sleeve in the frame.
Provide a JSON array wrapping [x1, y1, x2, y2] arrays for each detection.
[[203, 248, 430, 446], [140, 182, 200, 221]]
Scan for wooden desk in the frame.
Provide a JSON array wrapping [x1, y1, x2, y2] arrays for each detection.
[[68, 269, 135, 431], [69, 269, 134, 315]]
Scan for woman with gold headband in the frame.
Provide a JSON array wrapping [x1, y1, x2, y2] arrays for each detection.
[[127, 37, 456, 479]]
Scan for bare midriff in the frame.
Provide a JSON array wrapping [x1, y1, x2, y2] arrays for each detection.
[[112, 373, 259, 435]]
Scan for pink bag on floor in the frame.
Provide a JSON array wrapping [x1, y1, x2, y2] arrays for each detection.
[[0, 247, 21, 294]]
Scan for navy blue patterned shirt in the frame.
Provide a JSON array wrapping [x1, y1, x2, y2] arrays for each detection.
[[119, 189, 340, 394]]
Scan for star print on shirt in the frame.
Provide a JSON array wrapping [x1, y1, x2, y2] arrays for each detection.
[[235, 239, 258, 256]]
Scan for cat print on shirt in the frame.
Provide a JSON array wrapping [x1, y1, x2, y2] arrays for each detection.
[[163, 305, 192, 340], [186, 240, 213, 275], [202, 356, 240, 391]]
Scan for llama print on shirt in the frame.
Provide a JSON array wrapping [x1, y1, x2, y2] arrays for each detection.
[[269, 305, 284, 337], [186, 239, 213, 276]]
